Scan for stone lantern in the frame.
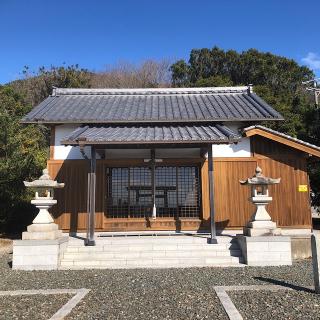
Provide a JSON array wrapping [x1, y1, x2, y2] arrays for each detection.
[[22, 169, 65, 240], [237, 167, 291, 266], [240, 166, 280, 236]]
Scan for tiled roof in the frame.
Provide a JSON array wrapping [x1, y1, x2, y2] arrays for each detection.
[[21, 87, 283, 124], [61, 124, 241, 145], [243, 125, 320, 152]]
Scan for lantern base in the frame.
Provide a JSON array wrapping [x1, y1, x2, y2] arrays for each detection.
[[244, 194, 279, 236], [244, 220, 281, 236], [243, 227, 281, 237], [22, 223, 63, 240]]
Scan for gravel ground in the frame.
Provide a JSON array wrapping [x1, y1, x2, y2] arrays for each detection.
[[229, 290, 320, 320], [0, 253, 316, 320], [0, 294, 73, 320]]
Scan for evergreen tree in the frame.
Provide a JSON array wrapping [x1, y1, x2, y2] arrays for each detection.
[[170, 47, 319, 206], [0, 65, 92, 233]]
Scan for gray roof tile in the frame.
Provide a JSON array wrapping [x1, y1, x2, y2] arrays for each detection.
[[61, 124, 241, 145], [22, 87, 283, 124]]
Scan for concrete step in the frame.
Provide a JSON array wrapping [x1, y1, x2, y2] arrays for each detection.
[[62, 249, 242, 260], [67, 236, 236, 245], [60, 235, 244, 269], [65, 243, 240, 253], [60, 256, 243, 269]]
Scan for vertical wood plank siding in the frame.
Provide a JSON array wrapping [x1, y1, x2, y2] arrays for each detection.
[[47, 138, 311, 231], [251, 136, 311, 228], [48, 160, 104, 231], [213, 158, 257, 228]]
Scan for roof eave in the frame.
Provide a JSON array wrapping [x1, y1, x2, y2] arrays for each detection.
[[243, 125, 320, 158], [61, 139, 241, 146], [20, 118, 284, 125]]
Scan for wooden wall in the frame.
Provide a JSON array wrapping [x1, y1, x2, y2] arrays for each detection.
[[48, 158, 204, 231], [48, 160, 106, 231], [48, 138, 312, 231], [252, 136, 311, 228], [213, 158, 257, 228]]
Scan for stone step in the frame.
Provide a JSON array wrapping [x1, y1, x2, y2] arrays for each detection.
[[60, 256, 243, 269], [67, 236, 236, 245], [65, 243, 239, 253], [60, 235, 244, 269], [62, 249, 242, 260], [60, 263, 244, 269]]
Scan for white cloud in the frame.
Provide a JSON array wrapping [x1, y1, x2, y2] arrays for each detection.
[[302, 52, 320, 70]]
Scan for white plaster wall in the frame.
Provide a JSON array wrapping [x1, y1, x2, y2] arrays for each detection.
[[54, 125, 90, 160], [211, 122, 251, 157], [212, 138, 251, 157]]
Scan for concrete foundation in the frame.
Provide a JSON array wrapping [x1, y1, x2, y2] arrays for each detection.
[[311, 234, 320, 293], [291, 236, 311, 259], [237, 235, 292, 266], [12, 236, 69, 270]]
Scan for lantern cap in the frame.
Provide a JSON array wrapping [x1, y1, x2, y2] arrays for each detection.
[[240, 166, 280, 185], [24, 169, 65, 189]]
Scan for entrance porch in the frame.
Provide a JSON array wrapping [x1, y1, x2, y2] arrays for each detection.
[[91, 148, 209, 237], [60, 124, 241, 245]]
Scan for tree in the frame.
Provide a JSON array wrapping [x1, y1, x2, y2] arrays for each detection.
[[170, 60, 190, 87], [0, 85, 47, 232], [91, 60, 171, 88], [1, 65, 93, 233], [11, 64, 92, 106], [170, 46, 319, 206], [194, 75, 233, 87]]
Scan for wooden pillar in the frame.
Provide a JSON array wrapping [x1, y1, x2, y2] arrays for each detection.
[[86, 145, 96, 246], [207, 145, 217, 244]]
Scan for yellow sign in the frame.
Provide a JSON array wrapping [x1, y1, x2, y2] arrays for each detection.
[[298, 185, 308, 192]]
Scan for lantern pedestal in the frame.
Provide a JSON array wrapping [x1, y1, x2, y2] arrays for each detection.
[[22, 199, 63, 240], [12, 237, 69, 270], [237, 235, 292, 266], [243, 195, 279, 236]]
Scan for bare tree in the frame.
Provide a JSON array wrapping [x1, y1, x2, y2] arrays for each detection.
[[10, 59, 172, 107], [91, 59, 172, 88]]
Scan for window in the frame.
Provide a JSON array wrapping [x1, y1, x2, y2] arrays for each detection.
[[105, 166, 201, 219]]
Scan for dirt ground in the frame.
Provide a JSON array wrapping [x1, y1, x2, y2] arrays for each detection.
[[0, 238, 13, 254]]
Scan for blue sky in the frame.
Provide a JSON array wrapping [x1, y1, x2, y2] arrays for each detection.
[[0, 0, 319, 84]]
